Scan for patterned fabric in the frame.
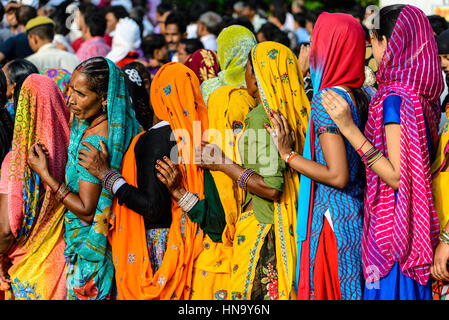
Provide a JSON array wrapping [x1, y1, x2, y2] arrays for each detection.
[[200, 25, 256, 106], [41, 67, 72, 102], [64, 57, 140, 300], [1, 74, 70, 299], [297, 13, 366, 300], [250, 41, 310, 299], [184, 49, 220, 85], [145, 228, 170, 273], [76, 36, 111, 63], [109, 62, 206, 300], [363, 5, 443, 287], [189, 86, 255, 300]]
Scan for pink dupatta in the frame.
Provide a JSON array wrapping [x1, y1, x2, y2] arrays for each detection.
[[363, 5, 443, 285]]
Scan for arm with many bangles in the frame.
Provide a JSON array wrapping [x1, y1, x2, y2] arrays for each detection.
[[155, 142, 282, 205]]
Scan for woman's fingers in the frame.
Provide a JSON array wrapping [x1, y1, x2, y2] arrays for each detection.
[[280, 114, 290, 136], [80, 142, 96, 153], [99, 140, 109, 158], [156, 172, 168, 186]]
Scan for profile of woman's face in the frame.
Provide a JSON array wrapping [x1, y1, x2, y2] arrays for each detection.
[[68, 70, 105, 120], [245, 60, 259, 99], [2, 64, 15, 100], [372, 34, 388, 67]]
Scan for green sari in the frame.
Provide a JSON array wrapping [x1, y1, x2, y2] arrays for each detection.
[[64, 58, 141, 300]]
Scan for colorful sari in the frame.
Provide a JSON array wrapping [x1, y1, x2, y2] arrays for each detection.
[[230, 42, 309, 300], [184, 49, 220, 85], [64, 58, 140, 300], [189, 85, 256, 300], [41, 67, 72, 101], [361, 5, 443, 296], [200, 25, 257, 106], [296, 12, 366, 300], [0, 74, 70, 300], [109, 62, 206, 300]]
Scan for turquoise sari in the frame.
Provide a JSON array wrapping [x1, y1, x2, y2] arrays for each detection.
[[64, 58, 141, 300]]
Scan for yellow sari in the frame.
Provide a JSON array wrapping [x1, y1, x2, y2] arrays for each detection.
[[190, 86, 256, 300], [230, 42, 310, 300]]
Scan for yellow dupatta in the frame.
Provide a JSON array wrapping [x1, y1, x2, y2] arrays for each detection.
[[190, 86, 256, 300], [251, 42, 310, 299], [431, 107, 449, 230]]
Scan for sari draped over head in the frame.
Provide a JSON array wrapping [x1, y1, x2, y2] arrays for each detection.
[[109, 62, 206, 300], [295, 12, 366, 300], [184, 49, 220, 85], [64, 58, 141, 300], [200, 25, 257, 106], [0, 74, 70, 300], [251, 41, 310, 299], [189, 85, 256, 300], [41, 67, 72, 101], [362, 5, 443, 286]]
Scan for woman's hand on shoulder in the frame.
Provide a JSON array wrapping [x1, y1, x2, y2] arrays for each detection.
[[155, 156, 186, 201], [264, 110, 295, 160], [78, 140, 110, 180], [320, 88, 357, 134], [27, 143, 50, 179]]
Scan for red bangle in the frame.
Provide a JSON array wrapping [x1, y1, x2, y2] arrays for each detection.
[[356, 138, 368, 156], [286, 151, 299, 165]]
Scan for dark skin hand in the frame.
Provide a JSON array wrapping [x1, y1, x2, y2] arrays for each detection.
[[156, 142, 281, 204], [264, 109, 350, 189], [0, 194, 12, 290], [27, 142, 102, 224], [77, 140, 110, 181]]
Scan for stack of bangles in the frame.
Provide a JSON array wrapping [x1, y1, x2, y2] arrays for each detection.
[[238, 168, 255, 190], [102, 170, 123, 194], [357, 139, 384, 168], [55, 182, 70, 202], [177, 191, 199, 212], [284, 151, 299, 165], [440, 229, 449, 245]]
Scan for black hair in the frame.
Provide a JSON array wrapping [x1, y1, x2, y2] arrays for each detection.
[[0, 69, 13, 163], [428, 15, 448, 35], [188, 1, 211, 24], [27, 24, 55, 41], [156, 2, 173, 16], [180, 38, 204, 55], [223, 16, 255, 35], [165, 11, 187, 34], [121, 62, 153, 130], [106, 5, 129, 20], [84, 9, 107, 37], [142, 34, 166, 59], [50, 1, 71, 36], [78, 2, 96, 15], [4, 59, 38, 84], [258, 22, 281, 40], [75, 57, 109, 100], [271, 30, 290, 47], [13, 74, 27, 113], [242, 0, 258, 12], [305, 10, 319, 25], [272, 7, 287, 26], [350, 88, 369, 130], [372, 5, 405, 42], [0, 2, 5, 20], [294, 12, 306, 28], [16, 5, 37, 26]]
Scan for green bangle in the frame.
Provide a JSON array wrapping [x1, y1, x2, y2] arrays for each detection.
[[440, 230, 449, 244]]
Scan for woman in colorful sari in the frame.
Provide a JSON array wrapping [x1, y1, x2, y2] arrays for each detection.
[[159, 42, 310, 300], [77, 62, 208, 299], [0, 74, 70, 300], [320, 5, 443, 300], [27, 57, 140, 300], [200, 25, 257, 107], [184, 49, 220, 85], [266, 13, 369, 300]]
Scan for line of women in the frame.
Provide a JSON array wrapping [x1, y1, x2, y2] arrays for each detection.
[[0, 4, 448, 300]]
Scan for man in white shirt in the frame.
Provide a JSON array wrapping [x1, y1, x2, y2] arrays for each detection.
[[197, 11, 221, 52], [25, 16, 79, 73]]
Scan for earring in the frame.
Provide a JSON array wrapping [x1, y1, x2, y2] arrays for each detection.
[[102, 104, 107, 113]]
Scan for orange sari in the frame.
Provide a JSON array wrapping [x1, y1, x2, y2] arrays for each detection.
[[109, 62, 207, 299]]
